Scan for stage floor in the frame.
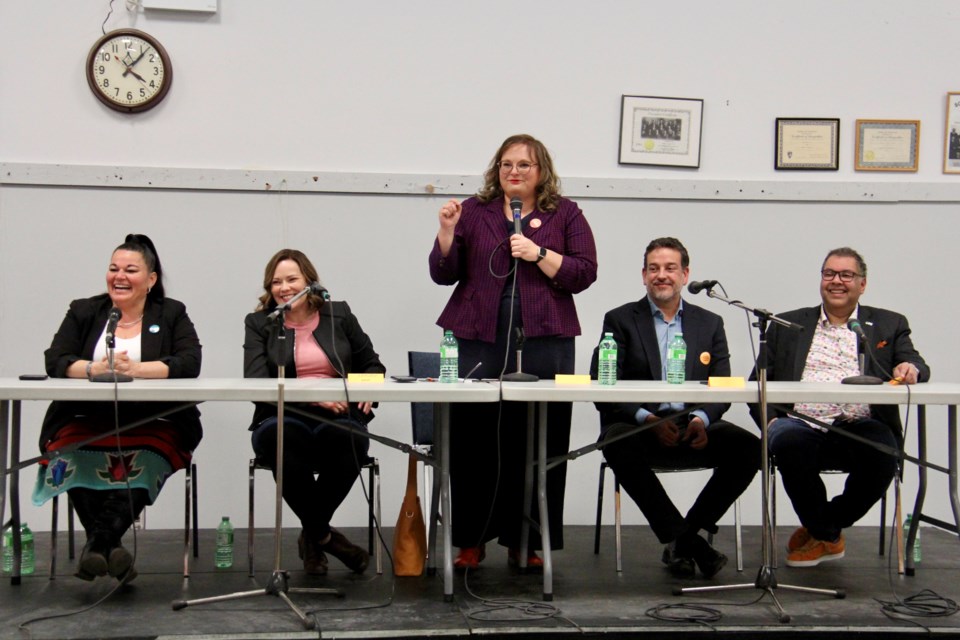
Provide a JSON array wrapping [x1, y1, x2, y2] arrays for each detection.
[[1, 524, 958, 639]]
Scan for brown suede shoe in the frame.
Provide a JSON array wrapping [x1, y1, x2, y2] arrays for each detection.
[[297, 530, 329, 576], [321, 528, 369, 574]]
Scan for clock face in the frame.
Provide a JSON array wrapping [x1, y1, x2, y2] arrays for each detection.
[[86, 29, 172, 113]]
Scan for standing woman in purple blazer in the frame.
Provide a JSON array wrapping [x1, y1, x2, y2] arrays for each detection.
[[429, 134, 598, 569]]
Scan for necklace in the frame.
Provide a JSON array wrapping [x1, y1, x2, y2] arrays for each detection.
[[117, 314, 144, 328]]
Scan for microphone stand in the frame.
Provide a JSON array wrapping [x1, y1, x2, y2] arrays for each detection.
[[90, 327, 133, 383], [173, 306, 339, 629], [502, 327, 538, 382], [676, 287, 845, 623], [842, 332, 883, 385]]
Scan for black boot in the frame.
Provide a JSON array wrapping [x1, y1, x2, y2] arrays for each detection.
[[321, 528, 369, 574]]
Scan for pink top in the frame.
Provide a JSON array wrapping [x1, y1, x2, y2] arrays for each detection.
[[287, 313, 338, 379]]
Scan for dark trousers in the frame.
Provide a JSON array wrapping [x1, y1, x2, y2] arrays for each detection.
[[768, 417, 898, 542], [251, 415, 369, 539], [601, 420, 760, 544], [68, 487, 150, 546], [450, 333, 574, 551]]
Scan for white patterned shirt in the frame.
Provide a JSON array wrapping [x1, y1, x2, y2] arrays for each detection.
[[793, 306, 871, 428]]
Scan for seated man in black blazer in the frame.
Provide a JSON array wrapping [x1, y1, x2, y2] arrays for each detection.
[[590, 237, 760, 578], [750, 247, 929, 567]]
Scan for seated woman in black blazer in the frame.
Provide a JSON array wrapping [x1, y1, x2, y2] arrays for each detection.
[[243, 248, 385, 575], [36, 233, 203, 583]]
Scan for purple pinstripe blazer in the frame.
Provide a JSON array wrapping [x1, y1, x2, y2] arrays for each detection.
[[429, 196, 598, 343]]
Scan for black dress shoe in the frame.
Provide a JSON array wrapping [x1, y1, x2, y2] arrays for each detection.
[[321, 528, 369, 574], [661, 544, 696, 578], [686, 534, 728, 579], [298, 531, 329, 576]]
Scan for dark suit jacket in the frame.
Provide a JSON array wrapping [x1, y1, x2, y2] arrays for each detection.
[[243, 301, 385, 428], [40, 293, 203, 450], [428, 195, 597, 343], [748, 304, 930, 438], [589, 296, 732, 435]]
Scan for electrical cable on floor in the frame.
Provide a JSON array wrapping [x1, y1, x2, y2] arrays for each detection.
[[645, 589, 768, 626]]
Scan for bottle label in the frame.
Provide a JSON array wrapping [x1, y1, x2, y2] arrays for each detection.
[[441, 346, 458, 358]]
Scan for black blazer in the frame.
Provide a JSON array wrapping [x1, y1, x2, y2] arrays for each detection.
[[40, 293, 203, 450], [243, 300, 386, 429], [748, 304, 930, 438], [589, 296, 732, 435]]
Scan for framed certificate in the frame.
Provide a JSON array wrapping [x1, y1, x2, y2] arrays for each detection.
[[618, 95, 703, 168], [775, 118, 840, 170], [944, 92, 960, 174], [855, 119, 920, 172]]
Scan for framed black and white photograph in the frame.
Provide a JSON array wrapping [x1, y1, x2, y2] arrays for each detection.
[[854, 119, 920, 172], [944, 92, 960, 174], [775, 118, 840, 170], [618, 95, 703, 168]]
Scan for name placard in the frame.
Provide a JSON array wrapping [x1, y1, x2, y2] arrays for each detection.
[[347, 373, 385, 383], [708, 376, 745, 388]]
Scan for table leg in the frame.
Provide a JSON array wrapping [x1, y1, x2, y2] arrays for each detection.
[[537, 401, 553, 601], [519, 403, 535, 567], [0, 400, 8, 541], [9, 401, 22, 584], [948, 406, 960, 542], [439, 402, 453, 601]]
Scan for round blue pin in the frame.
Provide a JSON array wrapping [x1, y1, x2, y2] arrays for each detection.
[[149, 324, 160, 334]]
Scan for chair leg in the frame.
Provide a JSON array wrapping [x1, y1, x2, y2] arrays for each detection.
[[67, 495, 76, 560], [183, 464, 192, 579], [50, 495, 59, 580], [614, 477, 622, 573], [771, 466, 778, 568], [594, 462, 607, 555], [426, 458, 441, 576], [369, 460, 383, 575], [879, 487, 887, 556], [192, 462, 199, 559], [248, 459, 256, 578], [734, 497, 743, 572]]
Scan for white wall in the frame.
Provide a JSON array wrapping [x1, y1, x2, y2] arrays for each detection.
[[1, 1, 958, 537]]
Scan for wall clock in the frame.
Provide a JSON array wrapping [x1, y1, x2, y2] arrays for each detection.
[[86, 29, 172, 113]]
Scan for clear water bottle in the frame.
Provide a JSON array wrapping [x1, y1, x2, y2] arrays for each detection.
[[904, 513, 921, 563], [666, 332, 687, 384], [3, 524, 34, 575], [439, 330, 459, 383], [598, 332, 618, 385], [215, 516, 234, 569]]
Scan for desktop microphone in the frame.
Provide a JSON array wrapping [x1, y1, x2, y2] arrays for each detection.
[[846, 318, 868, 341], [687, 280, 718, 295], [105, 307, 122, 348], [308, 282, 331, 301], [510, 198, 522, 236], [842, 318, 883, 385]]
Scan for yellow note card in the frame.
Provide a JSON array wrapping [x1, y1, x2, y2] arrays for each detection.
[[555, 374, 592, 385], [347, 373, 385, 383], [708, 376, 745, 388]]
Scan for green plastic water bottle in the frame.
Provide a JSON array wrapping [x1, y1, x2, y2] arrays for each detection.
[[904, 513, 921, 563], [439, 330, 459, 383], [215, 516, 234, 569], [598, 332, 618, 385], [1, 527, 12, 574], [20, 524, 34, 575], [666, 333, 687, 384]]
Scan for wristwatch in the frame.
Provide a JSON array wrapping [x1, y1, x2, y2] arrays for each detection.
[[536, 246, 548, 263]]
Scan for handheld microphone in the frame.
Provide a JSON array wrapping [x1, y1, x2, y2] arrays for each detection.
[[510, 197, 522, 236], [687, 280, 718, 295], [105, 307, 122, 347]]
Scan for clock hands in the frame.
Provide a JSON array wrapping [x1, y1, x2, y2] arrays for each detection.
[[123, 47, 151, 77], [112, 55, 147, 84]]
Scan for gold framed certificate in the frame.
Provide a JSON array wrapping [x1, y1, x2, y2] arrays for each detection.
[[855, 119, 920, 172], [775, 118, 840, 170]]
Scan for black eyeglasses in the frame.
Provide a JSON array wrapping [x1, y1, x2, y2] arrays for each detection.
[[821, 269, 862, 283]]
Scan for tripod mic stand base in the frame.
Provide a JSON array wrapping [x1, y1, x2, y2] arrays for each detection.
[[502, 372, 539, 382]]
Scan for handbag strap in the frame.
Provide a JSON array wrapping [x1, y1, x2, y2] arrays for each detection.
[[405, 453, 418, 496]]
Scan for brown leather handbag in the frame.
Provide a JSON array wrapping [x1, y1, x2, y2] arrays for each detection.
[[392, 454, 427, 576]]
